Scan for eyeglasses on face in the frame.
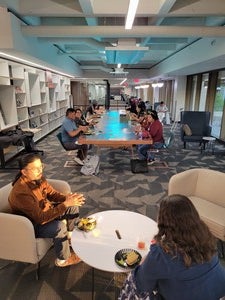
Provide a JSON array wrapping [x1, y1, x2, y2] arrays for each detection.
[[25, 164, 45, 173]]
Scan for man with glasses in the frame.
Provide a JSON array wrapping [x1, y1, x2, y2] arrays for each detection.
[[9, 153, 85, 267]]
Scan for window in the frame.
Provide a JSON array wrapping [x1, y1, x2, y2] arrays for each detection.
[[199, 74, 209, 111], [211, 71, 225, 138]]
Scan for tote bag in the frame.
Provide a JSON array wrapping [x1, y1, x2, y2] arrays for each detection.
[[130, 159, 148, 173]]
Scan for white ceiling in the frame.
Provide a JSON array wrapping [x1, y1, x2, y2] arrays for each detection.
[[3, 0, 225, 85]]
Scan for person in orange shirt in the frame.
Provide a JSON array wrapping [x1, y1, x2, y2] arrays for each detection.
[[9, 153, 85, 267]]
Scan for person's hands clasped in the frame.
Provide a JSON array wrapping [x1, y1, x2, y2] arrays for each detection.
[[80, 125, 89, 133], [64, 193, 85, 207]]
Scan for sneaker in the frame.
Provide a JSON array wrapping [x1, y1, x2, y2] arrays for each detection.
[[147, 159, 155, 165], [55, 253, 81, 267], [74, 157, 84, 166]]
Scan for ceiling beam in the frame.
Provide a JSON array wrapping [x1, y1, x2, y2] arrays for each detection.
[[22, 25, 225, 38]]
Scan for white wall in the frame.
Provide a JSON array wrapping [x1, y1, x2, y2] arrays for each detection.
[[0, 8, 82, 77], [148, 37, 225, 78]]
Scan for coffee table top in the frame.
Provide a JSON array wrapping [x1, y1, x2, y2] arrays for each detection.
[[202, 136, 216, 141], [71, 210, 158, 273]]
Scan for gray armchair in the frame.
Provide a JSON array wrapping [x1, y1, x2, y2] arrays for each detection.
[[0, 179, 71, 279], [180, 111, 211, 149]]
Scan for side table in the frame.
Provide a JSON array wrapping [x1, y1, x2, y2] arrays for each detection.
[[201, 136, 216, 154], [71, 210, 158, 299]]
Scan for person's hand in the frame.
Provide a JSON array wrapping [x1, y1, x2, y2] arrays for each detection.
[[134, 124, 141, 133], [80, 125, 88, 133], [64, 193, 85, 207]]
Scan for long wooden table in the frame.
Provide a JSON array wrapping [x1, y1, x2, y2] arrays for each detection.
[[78, 110, 152, 157]]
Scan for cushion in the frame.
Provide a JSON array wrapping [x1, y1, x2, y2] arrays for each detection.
[[189, 196, 225, 241], [183, 124, 192, 136]]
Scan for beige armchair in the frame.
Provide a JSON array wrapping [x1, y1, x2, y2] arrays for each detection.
[[168, 168, 225, 242], [0, 179, 71, 279]]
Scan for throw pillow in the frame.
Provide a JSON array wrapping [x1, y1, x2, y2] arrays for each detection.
[[183, 124, 192, 136]]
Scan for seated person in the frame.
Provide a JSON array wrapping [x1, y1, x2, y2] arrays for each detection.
[[8, 153, 85, 267], [137, 98, 146, 114], [137, 110, 164, 164], [74, 108, 90, 126], [126, 97, 138, 115], [119, 194, 225, 300], [85, 102, 101, 123], [61, 108, 89, 166], [156, 101, 168, 123]]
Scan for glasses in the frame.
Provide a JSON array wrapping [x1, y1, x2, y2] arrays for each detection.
[[25, 164, 45, 173]]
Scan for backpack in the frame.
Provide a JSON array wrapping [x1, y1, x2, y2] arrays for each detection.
[[80, 155, 100, 175]]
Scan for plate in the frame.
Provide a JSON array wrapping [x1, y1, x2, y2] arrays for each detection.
[[115, 249, 142, 269], [84, 131, 94, 135], [76, 217, 97, 232]]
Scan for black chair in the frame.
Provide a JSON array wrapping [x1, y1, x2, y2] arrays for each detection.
[[56, 132, 68, 151], [0, 133, 43, 169], [21, 134, 44, 156], [180, 111, 211, 149]]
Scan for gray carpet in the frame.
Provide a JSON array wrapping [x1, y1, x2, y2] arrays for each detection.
[[0, 124, 225, 300]]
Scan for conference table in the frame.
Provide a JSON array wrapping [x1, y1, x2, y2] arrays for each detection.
[[71, 210, 158, 299], [78, 110, 152, 157]]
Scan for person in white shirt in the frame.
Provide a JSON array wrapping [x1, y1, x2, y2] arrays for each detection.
[[156, 101, 169, 124]]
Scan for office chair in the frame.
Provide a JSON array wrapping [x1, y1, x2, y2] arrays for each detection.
[[56, 132, 69, 151], [147, 130, 175, 168]]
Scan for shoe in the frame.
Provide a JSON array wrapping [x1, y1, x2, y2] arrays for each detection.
[[147, 159, 155, 165], [55, 253, 81, 267], [74, 157, 84, 166]]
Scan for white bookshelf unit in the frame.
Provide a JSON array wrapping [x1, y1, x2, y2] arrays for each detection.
[[0, 58, 71, 164]]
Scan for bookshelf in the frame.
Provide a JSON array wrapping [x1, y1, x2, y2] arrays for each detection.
[[0, 58, 71, 161]]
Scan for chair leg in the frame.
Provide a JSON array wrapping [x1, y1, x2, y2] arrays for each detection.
[[36, 261, 40, 280], [217, 239, 225, 258]]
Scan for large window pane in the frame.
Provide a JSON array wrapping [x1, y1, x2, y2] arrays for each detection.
[[190, 75, 197, 110], [199, 74, 208, 111], [211, 71, 225, 138]]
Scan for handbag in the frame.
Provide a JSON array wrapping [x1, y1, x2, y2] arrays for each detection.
[[130, 159, 148, 173]]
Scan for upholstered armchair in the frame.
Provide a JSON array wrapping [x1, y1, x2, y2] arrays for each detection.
[[0, 179, 71, 279], [180, 111, 211, 149], [168, 168, 225, 243]]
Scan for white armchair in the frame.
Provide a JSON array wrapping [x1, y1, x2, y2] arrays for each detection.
[[168, 168, 225, 242], [0, 179, 71, 279]]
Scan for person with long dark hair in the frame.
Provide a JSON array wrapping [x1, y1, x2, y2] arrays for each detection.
[[9, 153, 85, 267], [137, 110, 164, 164], [119, 194, 225, 300]]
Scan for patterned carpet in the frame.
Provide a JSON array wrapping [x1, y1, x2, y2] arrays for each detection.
[[0, 123, 225, 300]]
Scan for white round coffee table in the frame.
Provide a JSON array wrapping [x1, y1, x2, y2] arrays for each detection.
[[71, 210, 158, 273], [71, 210, 157, 299]]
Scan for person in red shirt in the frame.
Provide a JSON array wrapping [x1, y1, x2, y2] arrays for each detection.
[[137, 110, 164, 164]]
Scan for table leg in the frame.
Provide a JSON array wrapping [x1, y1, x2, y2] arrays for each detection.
[[92, 267, 94, 300], [0, 148, 6, 168], [130, 145, 134, 158]]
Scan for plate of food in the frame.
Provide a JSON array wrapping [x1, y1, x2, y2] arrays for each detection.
[[115, 249, 142, 269], [77, 217, 96, 232], [84, 130, 94, 135]]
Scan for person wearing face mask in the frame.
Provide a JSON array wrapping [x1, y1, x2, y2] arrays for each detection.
[[8, 153, 85, 267]]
